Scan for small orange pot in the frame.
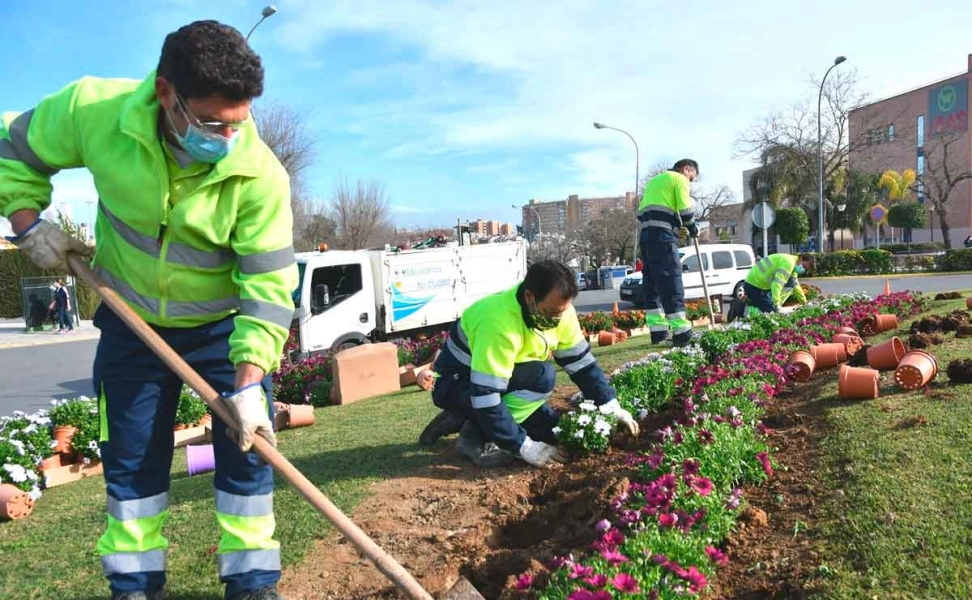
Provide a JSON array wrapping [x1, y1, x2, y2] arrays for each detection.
[[598, 331, 616, 347], [174, 423, 188, 431], [837, 326, 859, 336], [417, 369, 436, 391], [611, 328, 628, 343], [866, 337, 906, 371], [273, 402, 290, 431], [0, 484, 34, 521], [52, 425, 78, 456], [789, 350, 816, 382], [858, 314, 898, 336], [895, 350, 939, 391], [197, 414, 212, 429], [967, 297, 972, 310], [287, 404, 316, 428], [39, 455, 62, 472], [809, 343, 847, 369], [838, 365, 880, 400], [832, 334, 865, 356], [876, 314, 899, 332]]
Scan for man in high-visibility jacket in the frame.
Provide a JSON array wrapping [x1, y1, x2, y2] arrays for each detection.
[[736, 253, 813, 318], [1, 21, 296, 600], [418, 260, 640, 467], [638, 159, 699, 346]]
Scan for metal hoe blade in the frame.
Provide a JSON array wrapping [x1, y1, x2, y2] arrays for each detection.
[[440, 577, 486, 600]]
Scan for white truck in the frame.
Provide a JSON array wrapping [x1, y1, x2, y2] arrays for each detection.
[[290, 240, 528, 359]]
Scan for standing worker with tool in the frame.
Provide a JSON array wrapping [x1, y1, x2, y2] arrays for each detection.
[[1, 21, 297, 600], [637, 159, 700, 346], [418, 260, 640, 467], [728, 253, 813, 321]]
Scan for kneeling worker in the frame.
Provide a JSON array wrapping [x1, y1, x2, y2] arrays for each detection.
[[730, 253, 813, 319], [418, 260, 640, 467]]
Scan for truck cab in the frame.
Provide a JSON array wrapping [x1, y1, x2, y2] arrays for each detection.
[[294, 251, 376, 355]]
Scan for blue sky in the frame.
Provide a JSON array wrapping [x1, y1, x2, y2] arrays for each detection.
[[2, 0, 971, 235]]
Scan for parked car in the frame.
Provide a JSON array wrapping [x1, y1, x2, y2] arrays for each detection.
[[619, 243, 756, 308], [575, 271, 588, 291]]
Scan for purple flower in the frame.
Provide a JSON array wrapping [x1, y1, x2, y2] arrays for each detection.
[[682, 458, 701, 477], [514, 573, 533, 590], [672, 431, 684, 445], [690, 477, 714, 497], [602, 529, 625, 547], [658, 512, 678, 528], [646, 451, 665, 470], [756, 451, 774, 477], [547, 555, 572, 570], [611, 572, 641, 594], [595, 518, 612, 533], [568, 563, 594, 580], [583, 573, 608, 588], [599, 548, 629, 566], [705, 545, 730, 567], [684, 566, 708, 592], [697, 429, 714, 444]]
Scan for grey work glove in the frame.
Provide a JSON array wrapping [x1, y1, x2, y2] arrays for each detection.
[[220, 384, 277, 452], [6, 219, 93, 272], [518, 436, 566, 467], [599, 399, 640, 437]]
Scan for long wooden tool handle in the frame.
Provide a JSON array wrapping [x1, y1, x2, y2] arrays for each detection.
[[69, 255, 433, 600], [691, 238, 716, 330]]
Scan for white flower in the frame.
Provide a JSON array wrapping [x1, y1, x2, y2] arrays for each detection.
[[570, 392, 585, 404], [593, 419, 611, 436], [88, 441, 99, 450], [49, 439, 59, 449], [637, 409, 649, 420], [82, 458, 91, 465], [3, 464, 28, 483], [11, 411, 24, 418], [728, 406, 741, 419], [574, 430, 585, 439], [577, 414, 592, 427], [28, 488, 42, 501], [579, 402, 597, 412], [10, 440, 26, 455], [552, 427, 562, 435]]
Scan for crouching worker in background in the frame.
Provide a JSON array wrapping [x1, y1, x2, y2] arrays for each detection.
[[418, 260, 640, 468], [728, 253, 813, 321]]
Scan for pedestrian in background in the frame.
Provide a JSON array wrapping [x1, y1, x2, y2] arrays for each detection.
[[54, 279, 74, 333]]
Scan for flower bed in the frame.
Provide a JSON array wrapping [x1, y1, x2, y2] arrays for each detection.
[[524, 291, 924, 598]]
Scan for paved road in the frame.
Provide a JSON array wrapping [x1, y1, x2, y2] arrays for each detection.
[[574, 273, 971, 313], [0, 339, 98, 417]]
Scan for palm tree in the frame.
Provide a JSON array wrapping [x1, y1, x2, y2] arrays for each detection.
[[877, 169, 916, 244]]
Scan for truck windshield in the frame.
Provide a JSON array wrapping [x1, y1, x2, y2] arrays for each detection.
[[293, 263, 306, 308]]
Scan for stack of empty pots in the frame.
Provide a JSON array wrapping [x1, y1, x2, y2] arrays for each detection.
[[866, 337, 906, 371], [895, 350, 939, 391], [789, 350, 816, 382], [858, 314, 899, 337], [809, 343, 848, 369], [838, 364, 881, 399]]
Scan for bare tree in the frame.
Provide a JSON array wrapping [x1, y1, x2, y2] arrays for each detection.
[[331, 178, 392, 250], [529, 226, 582, 264], [917, 133, 972, 249], [577, 209, 638, 267], [255, 102, 316, 201], [292, 198, 338, 252], [694, 184, 736, 223]]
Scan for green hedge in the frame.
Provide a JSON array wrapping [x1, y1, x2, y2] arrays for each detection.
[[0, 250, 100, 320], [939, 249, 972, 272], [882, 242, 945, 254], [807, 249, 893, 277]]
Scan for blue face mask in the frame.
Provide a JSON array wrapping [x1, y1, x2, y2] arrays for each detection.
[[173, 122, 239, 164], [795, 264, 806, 275]]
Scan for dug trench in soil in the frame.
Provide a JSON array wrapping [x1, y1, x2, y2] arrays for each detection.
[[947, 359, 972, 384], [706, 378, 831, 600], [278, 386, 673, 600]]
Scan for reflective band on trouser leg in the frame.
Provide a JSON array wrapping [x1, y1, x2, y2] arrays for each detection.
[[646, 309, 669, 333], [503, 390, 552, 424], [216, 491, 281, 578], [97, 493, 170, 577], [667, 311, 692, 336]]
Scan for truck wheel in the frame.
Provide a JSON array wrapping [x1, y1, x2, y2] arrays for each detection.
[[331, 337, 367, 353], [732, 282, 746, 300]]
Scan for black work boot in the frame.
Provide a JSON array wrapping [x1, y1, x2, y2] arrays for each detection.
[[726, 298, 745, 323], [456, 422, 515, 468], [672, 330, 695, 347], [111, 589, 165, 600], [419, 410, 466, 445], [229, 586, 285, 600], [650, 331, 671, 344]]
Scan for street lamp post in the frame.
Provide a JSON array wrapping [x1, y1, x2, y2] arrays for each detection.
[[837, 203, 846, 249], [593, 122, 640, 267], [515, 204, 543, 251], [247, 5, 278, 41], [817, 55, 847, 254], [929, 204, 935, 243]]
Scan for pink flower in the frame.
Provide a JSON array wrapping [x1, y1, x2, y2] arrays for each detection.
[[547, 555, 571, 570], [599, 548, 629, 566], [706, 545, 730, 567], [602, 529, 625, 547], [568, 563, 594, 580], [690, 477, 714, 497], [684, 566, 708, 592], [583, 573, 608, 588], [567, 590, 594, 600], [756, 451, 773, 477], [514, 573, 534, 590], [697, 429, 714, 444], [611, 572, 641, 594], [595, 519, 612, 533], [658, 512, 678, 528], [682, 458, 701, 477]]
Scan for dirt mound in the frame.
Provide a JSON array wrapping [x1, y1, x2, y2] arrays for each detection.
[[910, 316, 943, 334], [956, 324, 972, 339], [946, 359, 972, 384], [934, 292, 963, 300], [908, 332, 944, 349], [942, 311, 970, 334], [848, 345, 870, 367]]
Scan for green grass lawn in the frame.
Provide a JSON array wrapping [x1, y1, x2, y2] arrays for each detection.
[[812, 296, 972, 600], [0, 332, 669, 599]]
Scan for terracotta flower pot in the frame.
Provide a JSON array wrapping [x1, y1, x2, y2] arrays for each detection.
[[809, 343, 847, 369], [39, 454, 63, 472], [837, 326, 859, 336], [967, 297, 972, 310], [287, 404, 315, 428], [273, 402, 290, 431], [197, 414, 212, 429], [858, 314, 898, 337], [832, 334, 865, 356], [0, 483, 35, 521], [838, 365, 880, 400], [895, 350, 939, 391], [52, 425, 78, 456], [416, 369, 436, 391], [789, 350, 816, 382], [611, 328, 628, 343], [866, 337, 906, 371], [174, 423, 188, 431], [598, 331, 616, 347], [877, 314, 899, 332]]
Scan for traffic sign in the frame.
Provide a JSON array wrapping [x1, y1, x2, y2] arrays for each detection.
[[870, 204, 887, 223], [752, 202, 776, 229]]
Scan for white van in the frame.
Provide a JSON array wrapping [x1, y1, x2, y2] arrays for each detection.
[[619, 243, 756, 306]]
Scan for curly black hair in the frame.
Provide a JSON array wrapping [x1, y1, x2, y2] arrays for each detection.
[[158, 20, 264, 101]]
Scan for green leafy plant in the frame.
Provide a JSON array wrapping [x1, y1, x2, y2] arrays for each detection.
[[176, 386, 208, 426], [578, 311, 615, 334], [49, 396, 97, 429], [775, 207, 810, 245], [939, 249, 972, 272], [555, 401, 617, 455]]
